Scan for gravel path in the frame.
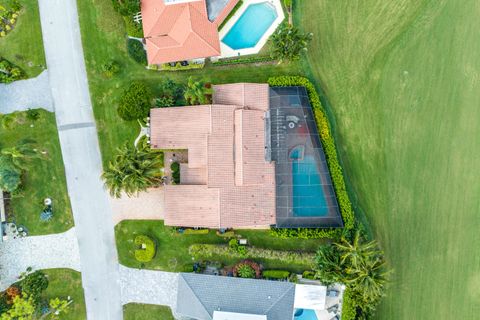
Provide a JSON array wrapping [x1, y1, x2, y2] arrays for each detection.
[[0, 71, 54, 114], [0, 228, 80, 291], [119, 266, 178, 308]]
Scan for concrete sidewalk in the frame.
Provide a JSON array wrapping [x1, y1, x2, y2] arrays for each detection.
[[37, 0, 122, 318]]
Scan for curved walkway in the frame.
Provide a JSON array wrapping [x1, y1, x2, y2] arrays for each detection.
[[0, 228, 80, 291], [0, 71, 54, 114]]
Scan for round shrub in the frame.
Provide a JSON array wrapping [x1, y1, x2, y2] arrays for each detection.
[[101, 60, 121, 78], [127, 39, 147, 65], [117, 81, 153, 121], [236, 264, 255, 278], [170, 162, 180, 172], [134, 235, 156, 262]]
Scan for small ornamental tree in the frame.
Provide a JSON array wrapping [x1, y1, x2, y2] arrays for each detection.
[[184, 77, 212, 105], [117, 81, 153, 121], [270, 24, 313, 63], [20, 270, 49, 301]]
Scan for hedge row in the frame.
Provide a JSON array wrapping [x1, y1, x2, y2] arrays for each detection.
[[212, 56, 275, 66], [268, 76, 355, 232], [189, 243, 315, 267], [340, 289, 357, 320], [218, 0, 243, 30], [270, 227, 342, 239], [160, 62, 205, 71], [262, 270, 290, 279]]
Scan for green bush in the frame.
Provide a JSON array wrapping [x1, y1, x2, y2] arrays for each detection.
[[161, 62, 205, 71], [302, 270, 316, 280], [183, 228, 209, 235], [268, 76, 355, 233], [111, 0, 140, 16], [228, 239, 247, 257], [127, 39, 147, 65], [123, 16, 144, 37], [117, 81, 152, 121], [269, 227, 342, 239], [155, 96, 175, 108], [134, 235, 156, 262], [236, 264, 256, 278], [212, 56, 275, 66], [216, 230, 235, 237], [101, 60, 121, 78], [189, 244, 315, 267], [20, 271, 49, 301], [0, 57, 25, 83], [218, 0, 243, 30], [341, 289, 357, 320], [263, 270, 290, 280], [170, 161, 180, 184], [170, 162, 180, 172]]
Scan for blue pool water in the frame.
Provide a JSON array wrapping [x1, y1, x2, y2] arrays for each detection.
[[294, 309, 318, 320], [222, 2, 277, 50], [291, 155, 328, 217]]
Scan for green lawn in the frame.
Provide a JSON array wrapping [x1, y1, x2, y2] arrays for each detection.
[[0, 110, 73, 235], [76, 0, 304, 167], [115, 220, 324, 273], [296, 1, 480, 319], [123, 303, 174, 320], [0, 0, 45, 78], [41, 269, 86, 320]]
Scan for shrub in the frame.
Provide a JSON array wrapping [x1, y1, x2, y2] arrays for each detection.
[[268, 76, 355, 234], [111, 0, 140, 16], [216, 230, 235, 238], [101, 60, 121, 78], [302, 270, 316, 280], [232, 260, 261, 278], [189, 244, 315, 267], [341, 289, 357, 320], [161, 62, 205, 71], [155, 96, 175, 108], [127, 39, 147, 65], [263, 270, 290, 280], [269, 227, 342, 240], [212, 56, 275, 66], [20, 271, 48, 300], [0, 57, 25, 83], [5, 286, 20, 303], [170, 161, 180, 184], [134, 235, 156, 262], [228, 239, 247, 257], [123, 16, 143, 37], [218, 0, 243, 30], [183, 228, 209, 235], [26, 109, 41, 122], [117, 81, 152, 121]]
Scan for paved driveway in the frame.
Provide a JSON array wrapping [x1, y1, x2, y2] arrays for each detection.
[[37, 0, 122, 318], [0, 228, 80, 291], [0, 71, 53, 114], [109, 188, 165, 225]]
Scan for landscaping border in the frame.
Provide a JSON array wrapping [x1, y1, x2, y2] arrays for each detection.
[[268, 76, 355, 238]]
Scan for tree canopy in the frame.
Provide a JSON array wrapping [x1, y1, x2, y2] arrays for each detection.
[[117, 81, 153, 121], [184, 77, 212, 105], [270, 24, 313, 63]]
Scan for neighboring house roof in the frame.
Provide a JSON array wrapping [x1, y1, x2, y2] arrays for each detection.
[[141, 0, 221, 64], [150, 83, 275, 228], [176, 273, 296, 320]]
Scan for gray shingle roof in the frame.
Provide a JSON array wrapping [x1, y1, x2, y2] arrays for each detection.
[[176, 273, 295, 320]]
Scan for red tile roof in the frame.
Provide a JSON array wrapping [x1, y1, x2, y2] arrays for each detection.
[[141, 0, 221, 64], [151, 84, 275, 228]]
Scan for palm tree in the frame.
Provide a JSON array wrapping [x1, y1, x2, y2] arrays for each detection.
[[0, 139, 39, 170], [183, 77, 212, 105], [270, 23, 313, 63], [335, 231, 380, 268], [102, 143, 163, 198]]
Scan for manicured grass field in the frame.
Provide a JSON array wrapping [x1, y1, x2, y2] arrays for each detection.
[[42, 269, 86, 320], [0, 110, 73, 235], [123, 303, 174, 320], [0, 0, 45, 78], [296, 1, 480, 319], [76, 0, 304, 167], [115, 220, 324, 273]]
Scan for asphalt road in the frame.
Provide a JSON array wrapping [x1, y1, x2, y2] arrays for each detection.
[[37, 0, 123, 318]]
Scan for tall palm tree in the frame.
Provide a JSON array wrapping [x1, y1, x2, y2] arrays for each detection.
[[335, 231, 380, 268], [183, 77, 212, 105], [102, 143, 163, 198]]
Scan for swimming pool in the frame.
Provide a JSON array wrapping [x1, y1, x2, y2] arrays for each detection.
[[291, 155, 328, 217], [222, 2, 278, 50], [294, 309, 318, 320]]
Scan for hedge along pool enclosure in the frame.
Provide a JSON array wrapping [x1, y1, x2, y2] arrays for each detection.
[[268, 87, 343, 228]]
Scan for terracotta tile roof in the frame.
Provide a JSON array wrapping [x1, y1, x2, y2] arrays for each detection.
[[213, 83, 270, 111], [141, 0, 221, 64], [150, 84, 275, 228]]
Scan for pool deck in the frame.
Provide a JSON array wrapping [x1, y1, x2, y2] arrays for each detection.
[[218, 0, 285, 57]]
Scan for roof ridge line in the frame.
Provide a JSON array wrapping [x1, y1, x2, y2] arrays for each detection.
[[179, 274, 214, 319], [188, 4, 221, 53], [263, 284, 296, 315]]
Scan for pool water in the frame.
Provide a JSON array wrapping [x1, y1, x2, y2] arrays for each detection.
[[291, 155, 328, 217], [294, 309, 318, 320], [222, 2, 277, 50]]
